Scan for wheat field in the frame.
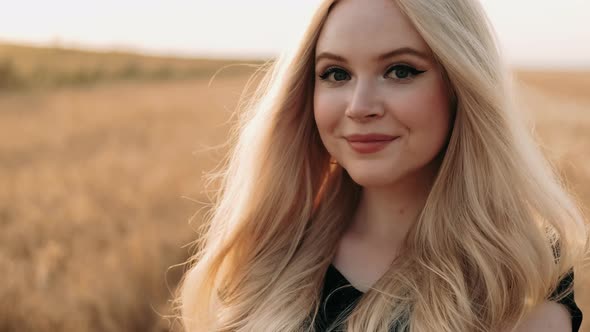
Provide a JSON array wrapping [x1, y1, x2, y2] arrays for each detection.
[[0, 45, 589, 331]]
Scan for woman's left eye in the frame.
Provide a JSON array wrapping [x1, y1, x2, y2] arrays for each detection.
[[385, 65, 426, 80]]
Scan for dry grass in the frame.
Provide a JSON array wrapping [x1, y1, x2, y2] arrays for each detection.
[[0, 54, 589, 331], [0, 72, 256, 332], [0, 42, 263, 89], [515, 70, 590, 103]]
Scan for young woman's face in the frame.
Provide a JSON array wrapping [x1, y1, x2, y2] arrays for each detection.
[[313, 0, 454, 187]]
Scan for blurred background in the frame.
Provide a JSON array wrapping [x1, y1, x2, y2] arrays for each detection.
[[0, 1, 588, 331]]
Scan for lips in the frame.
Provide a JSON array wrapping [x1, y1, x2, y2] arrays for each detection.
[[345, 134, 399, 154], [345, 134, 398, 142]]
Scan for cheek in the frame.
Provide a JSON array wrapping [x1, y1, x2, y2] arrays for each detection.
[[313, 89, 343, 136], [394, 79, 452, 142]]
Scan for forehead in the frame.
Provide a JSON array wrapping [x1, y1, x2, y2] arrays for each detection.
[[316, 0, 431, 58]]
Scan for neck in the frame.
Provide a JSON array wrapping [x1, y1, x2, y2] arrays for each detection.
[[348, 158, 440, 248]]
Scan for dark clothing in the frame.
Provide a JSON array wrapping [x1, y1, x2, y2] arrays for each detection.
[[315, 264, 583, 332]]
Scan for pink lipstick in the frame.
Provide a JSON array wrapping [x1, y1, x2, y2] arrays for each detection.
[[345, 134, 399, 154]]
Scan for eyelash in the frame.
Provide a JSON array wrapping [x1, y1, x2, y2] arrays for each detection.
[[318, 64, 426, 83]]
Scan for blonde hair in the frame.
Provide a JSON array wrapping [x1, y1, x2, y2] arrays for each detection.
[[176, 0, 590, 331]]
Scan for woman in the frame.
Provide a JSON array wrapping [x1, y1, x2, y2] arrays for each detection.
[[177, 0, 588, 331]]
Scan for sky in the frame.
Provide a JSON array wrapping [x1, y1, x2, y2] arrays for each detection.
[[0, 0, 589, 68]]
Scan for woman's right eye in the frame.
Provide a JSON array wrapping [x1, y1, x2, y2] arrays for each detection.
[[319, 67, 350, 82]]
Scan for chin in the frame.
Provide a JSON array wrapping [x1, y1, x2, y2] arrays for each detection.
[[345, 167, 399, 188]]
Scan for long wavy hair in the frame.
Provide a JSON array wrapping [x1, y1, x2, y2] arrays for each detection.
[[175, 0, 589, 331]]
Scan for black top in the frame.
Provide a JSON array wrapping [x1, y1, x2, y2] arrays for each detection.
[[315, 264, 583, 332]]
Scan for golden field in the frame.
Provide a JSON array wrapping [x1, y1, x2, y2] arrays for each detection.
[[0, 42, 262, 90], [0, 44, 589, 331]]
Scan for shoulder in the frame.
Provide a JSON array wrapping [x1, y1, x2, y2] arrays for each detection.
[[511, 300, 571, 332], [511, 268, 581, 332]]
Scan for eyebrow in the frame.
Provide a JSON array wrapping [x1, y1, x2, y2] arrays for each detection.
[[315, 47, 431, 63]]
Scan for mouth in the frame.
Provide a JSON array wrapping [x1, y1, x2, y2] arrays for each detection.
[[346, 136, 399, 154], [345, 134, 398, 142]]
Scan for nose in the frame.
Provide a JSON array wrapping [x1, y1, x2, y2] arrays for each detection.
[[345, 79, 384, 121]]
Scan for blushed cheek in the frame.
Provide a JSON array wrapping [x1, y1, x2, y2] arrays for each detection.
[[427, 83, 453, 135], [398, 82, 451, 133], [313, 93, 340, 135]]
